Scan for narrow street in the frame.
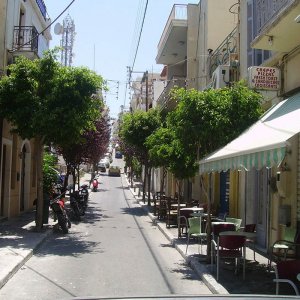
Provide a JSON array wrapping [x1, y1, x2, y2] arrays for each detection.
[[0, 161, 211, 299]]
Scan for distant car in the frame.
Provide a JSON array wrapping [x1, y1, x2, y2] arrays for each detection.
[[108, 165, 121, 177], [115, 151, 123, 159], [97, 162, 106, 172], [100, 157, 110, 168]]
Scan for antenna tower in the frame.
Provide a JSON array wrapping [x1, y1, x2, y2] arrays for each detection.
[[60, 14, 75, 66]]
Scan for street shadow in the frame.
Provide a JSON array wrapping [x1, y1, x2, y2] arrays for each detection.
[[170, 261, 203, 281], [120, 206, 148, 217], [35, 232, 103, 257]]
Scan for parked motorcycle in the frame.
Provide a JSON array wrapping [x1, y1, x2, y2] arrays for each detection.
[[69, 190, 86, 221], [79, 184, 89, 208], [50, 189, 71, 234]]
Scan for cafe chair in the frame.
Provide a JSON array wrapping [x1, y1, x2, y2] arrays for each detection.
[[274, 260, 300, 295], [225, 217, 242, 231], [211, 235, 246, 281], [166, 197, 178, 228], [178, 209, 193, 238], [212, 223, 236, 241], [186, 217, 207, 254], [268, 227, 300, 268]]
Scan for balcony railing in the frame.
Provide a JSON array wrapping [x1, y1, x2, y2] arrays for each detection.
[[157, 77, 186, 109], [208, 27, 238, 77], [13, 26, 39, 52], [254, 0, 294, 34], [36, 0, 47, 20], [157, 4, 187, 51]]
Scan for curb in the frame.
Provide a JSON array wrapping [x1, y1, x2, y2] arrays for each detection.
[[124, 176, 228, 295]]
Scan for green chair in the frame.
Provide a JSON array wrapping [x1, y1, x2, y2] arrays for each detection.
[[268, 227, 300, 268], [186, 217, 207, 254], [226, 217, 242, 231]]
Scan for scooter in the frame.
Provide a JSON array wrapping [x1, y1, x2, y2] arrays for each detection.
[[79, 184, 89, 208], [50, 190, 71, 233], [92, 178, 99, 192]]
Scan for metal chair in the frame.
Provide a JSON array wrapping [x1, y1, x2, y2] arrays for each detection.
[[274, 260, 300, 295], [211, 235, 246, 281]]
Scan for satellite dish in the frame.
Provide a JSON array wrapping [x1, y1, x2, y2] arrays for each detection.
[[54, 23, 63, 35]]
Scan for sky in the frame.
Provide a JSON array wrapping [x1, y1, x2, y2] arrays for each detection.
[[44, 0, 198, 118]]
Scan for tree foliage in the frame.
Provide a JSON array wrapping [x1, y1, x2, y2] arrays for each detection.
[[0, 50, 105, 145], [0, 49, 107, 228]]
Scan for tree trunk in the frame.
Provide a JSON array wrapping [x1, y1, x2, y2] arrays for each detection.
[[177, 179, 182, 238], [200, 175, 212, 263], [35, 137, 44, 230], [77, 165, 80, 189], [160, 167, 166, 193], [142, 163, 147, 203], [147, 167, 151, 206]]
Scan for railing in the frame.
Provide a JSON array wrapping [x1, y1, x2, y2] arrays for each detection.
[[157, 4, 187, 50], [36, 0, 47, 20], [254, 0, 295, 34], [209, 27, 238, 77], [13, 26, 39, 52], [157, 77, 186, 108]]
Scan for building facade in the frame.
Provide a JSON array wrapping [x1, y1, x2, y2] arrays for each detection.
[[152, 0, 300, 253], [0, 0, 51, 220]]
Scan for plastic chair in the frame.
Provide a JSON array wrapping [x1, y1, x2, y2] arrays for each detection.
[[268, 227, 300, 268], [211, 235, 246, 281], [212, 223, 236, 241], [186, 217, 207, 254], [225, 217, 242, 231], [274, 260, 300, 295]]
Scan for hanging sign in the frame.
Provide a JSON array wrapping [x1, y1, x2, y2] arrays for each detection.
[[248, 66, 280, 90]]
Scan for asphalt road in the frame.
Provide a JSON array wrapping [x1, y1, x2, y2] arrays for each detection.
[[0, 160, 211, 299]]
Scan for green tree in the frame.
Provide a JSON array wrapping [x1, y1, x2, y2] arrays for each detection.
[[119, 109, 161, 204], [168, 82, 263, 257], [42, 152, 59, 195], [146, 82, 263, 239], [0, 50, 105, 229]]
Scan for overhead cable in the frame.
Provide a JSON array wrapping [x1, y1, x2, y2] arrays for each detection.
[[10, 0, 76, 52]]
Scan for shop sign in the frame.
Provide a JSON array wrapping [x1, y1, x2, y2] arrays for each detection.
[[248, 66, 280, 90]]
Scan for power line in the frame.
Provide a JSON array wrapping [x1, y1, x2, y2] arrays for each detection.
[[130, 0, 148, 71], [9, 0, 76, 53]]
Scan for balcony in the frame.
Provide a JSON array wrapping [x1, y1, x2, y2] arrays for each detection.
[[36, 0, 47, 20], [13, 26, 39, 54], [251, 0, 300, 52], [208, 27, 238, 77], [156, 4, 187, 65], [157, 77, 186, 110]]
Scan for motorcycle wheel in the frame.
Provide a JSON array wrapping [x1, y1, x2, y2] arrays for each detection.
[[57, 214, 69, 234]]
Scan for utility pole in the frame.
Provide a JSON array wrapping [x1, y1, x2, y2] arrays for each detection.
[[141, 71, 148, 111]]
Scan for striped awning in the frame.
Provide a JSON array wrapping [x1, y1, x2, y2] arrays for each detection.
[[199, 92, 300, 173]]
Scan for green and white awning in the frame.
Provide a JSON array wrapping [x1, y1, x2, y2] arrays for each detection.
[[199, 92, 300, 173]]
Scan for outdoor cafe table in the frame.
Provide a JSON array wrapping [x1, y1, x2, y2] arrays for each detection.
[[219, 230, 256, 239], [171, 203, 186, 209]]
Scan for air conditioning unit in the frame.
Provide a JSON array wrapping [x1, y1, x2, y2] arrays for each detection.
[[211, 65, 230, 89]]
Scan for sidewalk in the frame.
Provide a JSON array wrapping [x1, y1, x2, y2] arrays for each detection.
[[0, 172, 279, 295], [0, 211, 55, 289], [124, 175, 279, 295]]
